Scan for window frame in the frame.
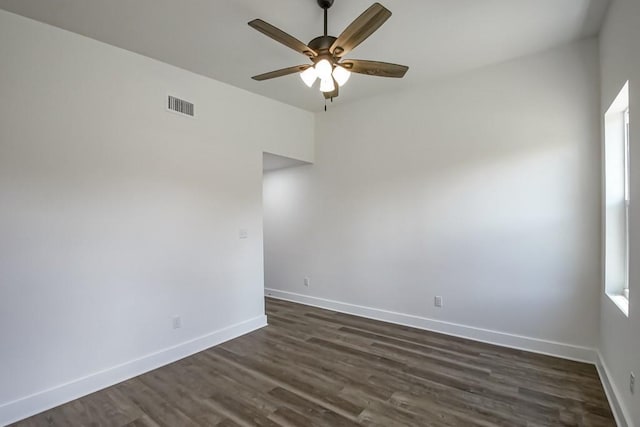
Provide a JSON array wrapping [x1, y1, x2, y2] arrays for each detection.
[[604, 81, 630, 316], [623, 107, 630, 300]]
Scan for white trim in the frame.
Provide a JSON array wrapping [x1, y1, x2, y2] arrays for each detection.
[[596, 352, 634, 427], [265, 288, 597, 364], [0, 315, 267, 426], [607, 293, 630, 317]]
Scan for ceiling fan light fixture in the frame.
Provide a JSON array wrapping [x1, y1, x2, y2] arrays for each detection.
[[249, 1, 408, 105], [315, 59, 333, 82], [319, 77, 336, 93], [300, 66, 318, 87], [332, 65, 351, 87]]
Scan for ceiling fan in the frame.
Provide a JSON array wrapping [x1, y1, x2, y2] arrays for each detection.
[[248, 0, 409, 105]]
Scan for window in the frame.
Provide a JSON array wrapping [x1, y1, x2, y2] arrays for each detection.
[[623, 107, 630, 301], [604, 82, 630, 316]]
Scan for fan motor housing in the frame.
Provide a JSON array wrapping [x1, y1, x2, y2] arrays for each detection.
[[308, 35, 337, 52]]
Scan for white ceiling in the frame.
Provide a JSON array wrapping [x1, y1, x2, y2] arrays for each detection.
[[0, 0, 610, 112]]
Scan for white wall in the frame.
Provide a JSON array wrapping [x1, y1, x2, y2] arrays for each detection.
[[0, 10, 313, 424], [599, 0, 640, 424], [264, 39, 601, 354]]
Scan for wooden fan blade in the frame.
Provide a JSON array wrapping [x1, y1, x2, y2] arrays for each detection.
[[249, 19, 317, 57], [341, 60, 408, 78], [330, 3, 391, 57], [252, 65, 311, 81]]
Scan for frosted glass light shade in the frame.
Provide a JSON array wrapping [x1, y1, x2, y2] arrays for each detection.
[[315, 59, 333, 81], [319, 77, 335, 93], [332, 66, 351, 87], [300, 67, 317, 87]]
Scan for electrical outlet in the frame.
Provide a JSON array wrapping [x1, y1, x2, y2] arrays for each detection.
[[172, 316, 182, 329], [434, 296, 443, 308], [631, 372, 635, 395], [304, 277, 310, 287]]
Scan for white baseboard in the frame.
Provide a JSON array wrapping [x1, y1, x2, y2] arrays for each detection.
[[0, 315, 267, 426], [265, 288, 598, 364], [596, 353, 633, 427]]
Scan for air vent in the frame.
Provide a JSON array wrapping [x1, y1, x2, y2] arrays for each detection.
[[167, 95, 194, 117]]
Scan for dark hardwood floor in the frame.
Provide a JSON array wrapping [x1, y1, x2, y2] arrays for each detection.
[[13, 298, 615, 426]]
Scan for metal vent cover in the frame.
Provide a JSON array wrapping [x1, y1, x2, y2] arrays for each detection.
[[167, 95, 194, 117]]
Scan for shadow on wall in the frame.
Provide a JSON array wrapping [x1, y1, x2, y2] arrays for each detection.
[[263, 152, 311, 173]]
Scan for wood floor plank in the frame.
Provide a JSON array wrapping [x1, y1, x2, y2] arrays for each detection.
[[11, 298, 616, 426], [268, 387, 360, 427], [114, 378, 201, 427]]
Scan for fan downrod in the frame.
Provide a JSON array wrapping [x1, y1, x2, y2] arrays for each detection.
[[317, 0, 334, 10]]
